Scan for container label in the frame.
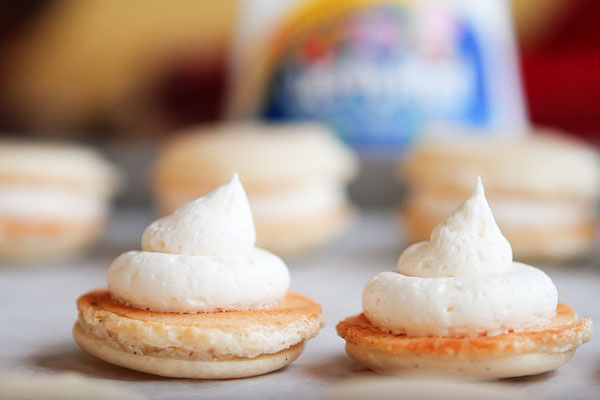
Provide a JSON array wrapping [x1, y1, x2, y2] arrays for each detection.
[[261, 0, 489, 152]]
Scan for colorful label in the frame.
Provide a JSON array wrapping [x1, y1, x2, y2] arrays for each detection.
[[261, 1, 489, 152]]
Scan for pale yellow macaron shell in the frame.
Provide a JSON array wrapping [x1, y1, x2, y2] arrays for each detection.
[[402, 132, 600, 200], [153, 122, 358, 193]]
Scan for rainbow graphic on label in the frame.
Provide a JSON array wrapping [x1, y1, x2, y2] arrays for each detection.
[[259, 0, 490, 151]]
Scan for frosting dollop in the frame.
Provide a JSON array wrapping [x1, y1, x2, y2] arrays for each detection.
[[108, 174, 290, 313], [363, 178, 558, 337], [142, 173, 255, 255], [398, 178, 512, 277]]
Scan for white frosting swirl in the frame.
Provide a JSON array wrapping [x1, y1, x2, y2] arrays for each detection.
[[142, 173, 255, 256], [398, 179, 512, 278], [108, 174, 290, 313], [363, 178, 558, 337]]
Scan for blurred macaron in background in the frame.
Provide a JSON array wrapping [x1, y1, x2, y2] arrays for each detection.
[[399, 129, 600, 261], [0, 141, 120, 262], [152, 122, 359, 256]]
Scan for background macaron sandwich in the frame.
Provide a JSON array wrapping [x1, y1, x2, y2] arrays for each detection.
[[0, 141, 120, 262], [152, 122, 359, 256], [399, 130, 600, 261]]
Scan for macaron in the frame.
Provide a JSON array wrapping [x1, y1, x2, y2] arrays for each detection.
[[338, 302, 591, 379], [75, 290, 322, 379], [152, 122, 359, 256], [338, 179, 592, 379], [0, 141, 119, 262], [74, 174, 324, 379], [400, 131, 600, 261]]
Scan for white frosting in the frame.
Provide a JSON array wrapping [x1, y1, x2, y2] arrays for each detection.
[[412, 193, 595, 227], [107, 248, 289, 313], [142, 174, 255, 256], [363, 263, 557, 337], [398, 180, 512, 278], [249, 181, 346, 221], [363, 178, 558, 337], [108, 174, 290, 313], [0, 186, 108, 220]]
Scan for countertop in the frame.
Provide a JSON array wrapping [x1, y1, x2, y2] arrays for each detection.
[[1, 209, 599, 399]]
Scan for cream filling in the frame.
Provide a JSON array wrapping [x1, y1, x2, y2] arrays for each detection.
[[364, 178, 558, 337], [108, 248, 290, 313], [0, 185, 107, 220], [249, 181, 347, 221], [363, 262, 557, 337], [108, 174, 290, 313], [412, 193, 594, 226]]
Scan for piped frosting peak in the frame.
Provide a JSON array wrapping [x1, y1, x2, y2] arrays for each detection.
[[109, 174, 289, 313], [142, 173, 255, 256], [397, 177, 513, 278]]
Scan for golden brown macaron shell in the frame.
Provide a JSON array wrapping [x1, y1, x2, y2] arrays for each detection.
[[78, 289, 323, 335], [76, 289, 323, 360], [337, 303, 592, 379], [75, 290, 324, 378]]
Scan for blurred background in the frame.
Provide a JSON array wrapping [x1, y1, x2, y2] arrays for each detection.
[[0, 0, 598, 207], [0, 1, 597, 134]]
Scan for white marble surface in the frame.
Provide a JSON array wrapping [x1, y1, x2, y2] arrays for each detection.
[[0, 209, 599, 399]]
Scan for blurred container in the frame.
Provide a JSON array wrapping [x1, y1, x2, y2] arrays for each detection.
[[228, 0, 526, 155]]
